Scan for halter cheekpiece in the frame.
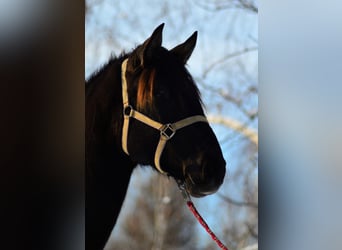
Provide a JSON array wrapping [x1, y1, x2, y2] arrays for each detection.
[[121, 58, 208, 175]]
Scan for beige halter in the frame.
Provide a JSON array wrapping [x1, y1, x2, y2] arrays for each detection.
[[121, 59, 208, 175]]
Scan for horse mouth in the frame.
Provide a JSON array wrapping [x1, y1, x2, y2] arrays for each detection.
[[188, 188, 217, 198], [176, 157, 225, 198], [179, 162, 224, 198], [183, 175, 219, 198]]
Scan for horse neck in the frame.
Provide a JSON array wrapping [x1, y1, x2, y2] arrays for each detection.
[[86, 56, 131, 165], [86, 57, 136, 249]]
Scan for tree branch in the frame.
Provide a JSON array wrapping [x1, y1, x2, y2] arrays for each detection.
[[217, 193, 258, 208], [202, 47, 258, 78], [195, 77, 258, 121], [245, 223, 258, 239], [193, 0, 258, 13], [207, 115, 258, 146]]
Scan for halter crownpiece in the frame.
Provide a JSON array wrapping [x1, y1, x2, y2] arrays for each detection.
[[121, 58, 208, 175]]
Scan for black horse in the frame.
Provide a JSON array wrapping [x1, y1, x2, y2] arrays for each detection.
[[86, 24, 226, 250]]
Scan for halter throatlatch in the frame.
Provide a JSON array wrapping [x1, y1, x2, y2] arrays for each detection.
[[121, 58, 208, 175]]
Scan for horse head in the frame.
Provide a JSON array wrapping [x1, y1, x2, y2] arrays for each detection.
[[121, 23, 226, 197]]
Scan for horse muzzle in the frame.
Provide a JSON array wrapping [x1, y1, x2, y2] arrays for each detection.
[[184, 160, 226, 198]]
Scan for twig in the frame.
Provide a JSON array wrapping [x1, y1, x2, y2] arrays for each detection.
[[217, 193, 258, 208], [192, 0, 258, 13], [203, 47, 258, 78]]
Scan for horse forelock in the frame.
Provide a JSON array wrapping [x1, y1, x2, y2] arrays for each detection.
[[136, 68, 156, 111]]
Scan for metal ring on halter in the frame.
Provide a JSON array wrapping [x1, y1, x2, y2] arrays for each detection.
[[176, 179, 191, 202], [123, 105, 133, 117], [160, 123, 176, 140]]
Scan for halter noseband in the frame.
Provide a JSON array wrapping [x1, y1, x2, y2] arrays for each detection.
[[121, 58, 208, 175]]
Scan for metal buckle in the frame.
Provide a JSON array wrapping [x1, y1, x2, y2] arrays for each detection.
[[123, 105, 133, 117], [176, 179, 191, 202], [160, 123, 176, 140]]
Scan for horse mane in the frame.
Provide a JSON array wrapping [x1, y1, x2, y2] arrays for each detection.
[[86, 52, 127, 96], [85, 53, 128, 162]]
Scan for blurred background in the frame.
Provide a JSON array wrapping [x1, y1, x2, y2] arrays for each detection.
[[2, 1, 342, 250], [86, 1, 258, 249]]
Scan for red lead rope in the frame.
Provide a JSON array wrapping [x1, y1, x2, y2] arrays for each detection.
[[177, 180, 229, 250], [186, 201, 229, 250]]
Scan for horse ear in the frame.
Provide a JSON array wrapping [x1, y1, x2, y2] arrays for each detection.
[[171, 31, 197, 64], [138, 23, 164, 67]]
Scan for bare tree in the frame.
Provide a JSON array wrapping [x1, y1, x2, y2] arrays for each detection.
[[108, 173, 197, 250], [193, 0, 258, 13]]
